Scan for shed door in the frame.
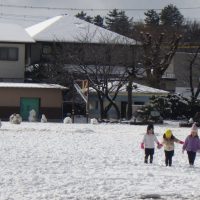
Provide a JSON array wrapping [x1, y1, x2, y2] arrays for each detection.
[[121, 101, 127, 119], [20, 98, 40, 120]]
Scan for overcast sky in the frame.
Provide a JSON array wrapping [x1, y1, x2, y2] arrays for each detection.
[[0, 0, 200, 27]]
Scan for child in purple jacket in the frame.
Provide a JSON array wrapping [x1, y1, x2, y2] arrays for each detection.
[[183, 123, 200, 166]]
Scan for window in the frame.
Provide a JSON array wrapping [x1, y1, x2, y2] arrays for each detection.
[[89, 101, 99, 110], [134, 101, 145, 105], [0, 47, 18, 61], [42, 45, 52, 55]]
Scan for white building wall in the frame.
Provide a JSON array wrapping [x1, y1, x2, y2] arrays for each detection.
[[0, 43, 25, 81]]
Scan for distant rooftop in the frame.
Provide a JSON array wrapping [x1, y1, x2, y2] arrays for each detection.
[[26, 14, 137, 45], [0, 82, 66, 89], [90, 81, 169, 95], [0, 23, 35, 43]]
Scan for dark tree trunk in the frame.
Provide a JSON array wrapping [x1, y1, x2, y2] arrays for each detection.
[[105, 95, 120, 119], [127, 80, 133, 119]]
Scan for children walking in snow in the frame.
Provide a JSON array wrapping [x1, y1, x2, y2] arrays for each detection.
[[162, 129, 184, 167], [182, 123, 200, 166], [141, 124, 162, 164]]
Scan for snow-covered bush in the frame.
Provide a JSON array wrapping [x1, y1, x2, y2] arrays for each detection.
[[10, 113, 22, 124], [28, 109, 37, 122], [136, 94, 191, 120], [41, 114, 47, 123], [90, 118, 98, 124], [63, 117, 72, 124]]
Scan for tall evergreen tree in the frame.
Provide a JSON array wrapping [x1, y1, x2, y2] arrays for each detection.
[[93, 15, 104, 27], [105, 9, 119, 30], [76, 11, 87, 20], [160, 4, 184, 27], [105, 9, 133, 36], [75, 11, 93, 23], [144, 9, 160, 26]]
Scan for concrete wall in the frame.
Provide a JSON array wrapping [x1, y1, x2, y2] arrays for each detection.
[[0, 88, 62, 107], [173, 52, 200, 88], [0, 87, 63, 120]]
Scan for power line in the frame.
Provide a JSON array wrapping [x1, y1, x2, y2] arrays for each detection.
[[0, 15, 41, 22], [0, 12, 49, 19], [1, 3, 200, 12]]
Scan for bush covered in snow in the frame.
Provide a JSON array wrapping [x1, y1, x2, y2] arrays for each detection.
[[63, 117, 72, 124], [136, 94, 199, 120], [9, 113, 22, 124]]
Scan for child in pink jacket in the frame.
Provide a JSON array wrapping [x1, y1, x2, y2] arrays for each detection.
[[141, 124, 161, 164]]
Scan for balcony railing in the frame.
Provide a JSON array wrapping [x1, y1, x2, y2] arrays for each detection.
[[162, 73, 175, 79]]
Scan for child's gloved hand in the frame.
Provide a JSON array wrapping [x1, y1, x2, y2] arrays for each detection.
[[157, 143, 163, 149], [141, 143, 144, 149], [179, 141, 184, 144]]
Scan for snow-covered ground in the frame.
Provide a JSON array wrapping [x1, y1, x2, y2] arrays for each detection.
[[0, 121, 199, 200]]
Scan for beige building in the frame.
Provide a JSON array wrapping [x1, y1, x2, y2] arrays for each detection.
[[0, 83, 66, 121], [0, 23, 67, 121]]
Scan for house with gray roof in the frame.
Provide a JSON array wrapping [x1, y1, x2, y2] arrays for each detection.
[[0, 22, 68, 121], [89, 82, 169, 119], [25, 14, 138, 70]]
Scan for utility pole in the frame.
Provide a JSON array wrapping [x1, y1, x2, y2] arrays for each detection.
[[127, 74, 133, 120], [72, 79, 75, 123], [86, 80, 89, 123]]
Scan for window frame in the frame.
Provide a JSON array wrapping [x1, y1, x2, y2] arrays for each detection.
[[0, 47, 19, 61]]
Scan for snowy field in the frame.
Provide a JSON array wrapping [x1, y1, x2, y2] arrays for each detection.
[[0, 121, 199, 200]]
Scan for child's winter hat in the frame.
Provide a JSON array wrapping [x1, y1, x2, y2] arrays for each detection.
[[165, 129, 172, 139], [147, 124, 154, 131], [191, 123, 198, 133]]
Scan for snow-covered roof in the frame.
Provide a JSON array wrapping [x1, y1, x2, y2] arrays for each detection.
[[0, 23, 35, 43], [90, 81, 169, 95], [26, 15, 137, 45], [0, 82, 66, 89], [121, 82, 169, 95]]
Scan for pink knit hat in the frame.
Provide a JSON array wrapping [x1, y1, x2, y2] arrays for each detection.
[[191, 123, 198, 133]]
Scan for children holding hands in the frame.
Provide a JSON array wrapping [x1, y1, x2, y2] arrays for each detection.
[[141, 125, 184, 166], [141, 123, 200, 167]]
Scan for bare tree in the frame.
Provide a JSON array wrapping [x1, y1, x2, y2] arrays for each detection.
[[140, 32, 182, 88], [71, 40, 134, 120], [78, 65, 128, 119], [187, 46, 200, 101], [27, 25, 138, 120]]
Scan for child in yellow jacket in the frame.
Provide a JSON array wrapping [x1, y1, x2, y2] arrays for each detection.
[[162, 129, 184, 166]]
